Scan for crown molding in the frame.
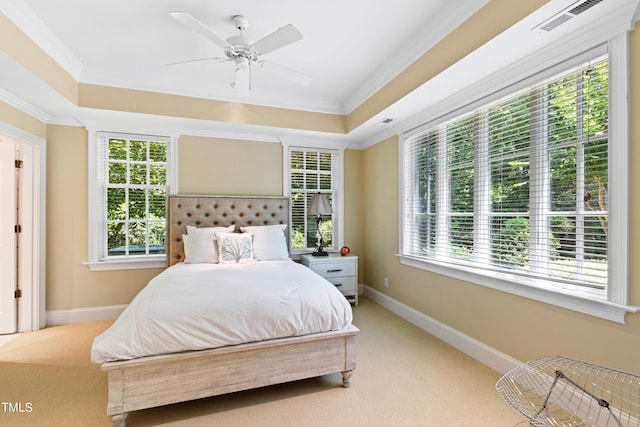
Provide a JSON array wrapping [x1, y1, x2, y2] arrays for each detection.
[[0, 0, 83, 80], [342, 0, 489, 114], [47, 116, 84, 127], [3, 0, 636, 153], [0, 88, 50, 123]]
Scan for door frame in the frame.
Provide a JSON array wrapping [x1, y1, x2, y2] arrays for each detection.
[[0, 141, 17, 333], [0, 122, 45, 332]]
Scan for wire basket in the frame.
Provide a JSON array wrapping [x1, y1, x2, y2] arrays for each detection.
[[496, 355, 640, 427]]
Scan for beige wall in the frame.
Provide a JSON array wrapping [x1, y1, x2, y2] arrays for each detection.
[[179, 138, 365, 280], [46, 125, 162, 310], [360, 24, 640, 374], [344, 149, 365, 281], [178, 136, 283, 196], [46, 130, 287, 310], [1, 0, 637, 374], [42, 129, 364, 310], [79, 84, 346, 134], [178, 138, 366, 280]]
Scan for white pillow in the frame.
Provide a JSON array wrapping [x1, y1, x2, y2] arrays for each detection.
[[240, 224, 289, 260], [183, 234, 213, 264], [183, 225, 234, 263], [215, 232, 255, 264]]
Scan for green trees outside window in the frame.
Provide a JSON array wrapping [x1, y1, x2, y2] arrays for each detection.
[[404, 57, 609, 288], [106, 136, 168, 257]]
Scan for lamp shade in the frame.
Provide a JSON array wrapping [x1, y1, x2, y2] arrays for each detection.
[[308, 193, 333, 215]]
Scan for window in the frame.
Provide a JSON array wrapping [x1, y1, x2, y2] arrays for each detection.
[[286, 146, 341, 254], [400, 43, 635, 323], [86, 131, 176, 271]]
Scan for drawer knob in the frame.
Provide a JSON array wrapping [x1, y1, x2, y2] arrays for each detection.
[[334, 283, 343, 287], [327, 269, 343, 273]]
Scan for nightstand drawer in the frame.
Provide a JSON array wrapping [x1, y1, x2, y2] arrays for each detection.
[[309, 261, 356, 278], [325, 276, 356, 294], [300, 253, 358, 306]]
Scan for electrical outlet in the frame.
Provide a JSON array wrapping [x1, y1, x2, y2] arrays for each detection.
[[384, 277, 389, 288]]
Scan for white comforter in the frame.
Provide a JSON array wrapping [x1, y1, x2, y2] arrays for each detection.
[[91, 260, 353, 363]]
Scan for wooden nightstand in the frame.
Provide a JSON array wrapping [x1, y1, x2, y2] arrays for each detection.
[[301, 253, 358, 306]]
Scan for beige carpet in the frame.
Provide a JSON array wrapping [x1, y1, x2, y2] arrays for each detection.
[[0, 298, 524, 426]]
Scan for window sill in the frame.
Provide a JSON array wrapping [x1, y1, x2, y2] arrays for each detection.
[[84, 256, 167, 271], [398, 254, 640, 324]]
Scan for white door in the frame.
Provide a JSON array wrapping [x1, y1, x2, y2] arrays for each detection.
[[0, 141, 17, 333]]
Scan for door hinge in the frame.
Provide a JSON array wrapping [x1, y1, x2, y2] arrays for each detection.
[[15, 160, 23, 168], [15, 224, 22, 233], [14, 289, 22, 299]]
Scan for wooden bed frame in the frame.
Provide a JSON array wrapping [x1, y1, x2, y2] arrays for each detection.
[[100, 195, 359, 427]]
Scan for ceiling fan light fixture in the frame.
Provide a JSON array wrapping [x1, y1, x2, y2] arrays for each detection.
[[235, 56, 250, 71]]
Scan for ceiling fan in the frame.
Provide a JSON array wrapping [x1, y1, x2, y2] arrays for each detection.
[[169, 12, 312, 95]]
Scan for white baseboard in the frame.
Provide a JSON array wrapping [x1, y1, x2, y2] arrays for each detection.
[[46, 304, 127, 326], [363, 285, 521, 375]]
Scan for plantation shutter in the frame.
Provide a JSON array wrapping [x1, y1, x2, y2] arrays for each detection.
[[403, 55, 609, 289], [289, 148, 336, 250]]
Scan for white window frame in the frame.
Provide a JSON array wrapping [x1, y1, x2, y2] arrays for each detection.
[[85, 129, 178, 271], [399, 35, 638, 324], [282, 142, 344, 257]]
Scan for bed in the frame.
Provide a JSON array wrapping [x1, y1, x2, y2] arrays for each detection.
[[94, 195, 359, 427]]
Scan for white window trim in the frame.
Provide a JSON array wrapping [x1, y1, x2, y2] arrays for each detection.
[[85, 128, 178, 271], [398, 33, 639, 324], [281, 140, 344, 258]]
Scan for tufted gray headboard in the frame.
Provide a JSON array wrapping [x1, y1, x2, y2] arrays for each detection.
[[167, 195, 290, 266]]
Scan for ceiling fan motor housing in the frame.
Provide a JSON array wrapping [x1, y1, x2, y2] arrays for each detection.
[[226, 35, 254, 50], [225, 34, 258, 63]]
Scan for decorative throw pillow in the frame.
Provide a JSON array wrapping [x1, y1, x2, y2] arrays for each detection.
[[183, 225, 234, 263], [215, 232, 255, 264], [240, 224, 289, 260]]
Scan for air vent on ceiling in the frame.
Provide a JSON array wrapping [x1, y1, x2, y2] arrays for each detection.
[[568, 0, 604, 15], [533, 0, 604, 32], [539, 14, 574, 31], [373, 117, 394, 127]]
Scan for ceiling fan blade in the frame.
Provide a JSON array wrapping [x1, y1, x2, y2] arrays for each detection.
[[259, 60, 312, 86], [170, 11, 234, 51], [251, 24, 302, 55], [164, 57, 229, 67]]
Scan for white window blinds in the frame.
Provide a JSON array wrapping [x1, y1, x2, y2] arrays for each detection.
[[402, 55, 609, 290]]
